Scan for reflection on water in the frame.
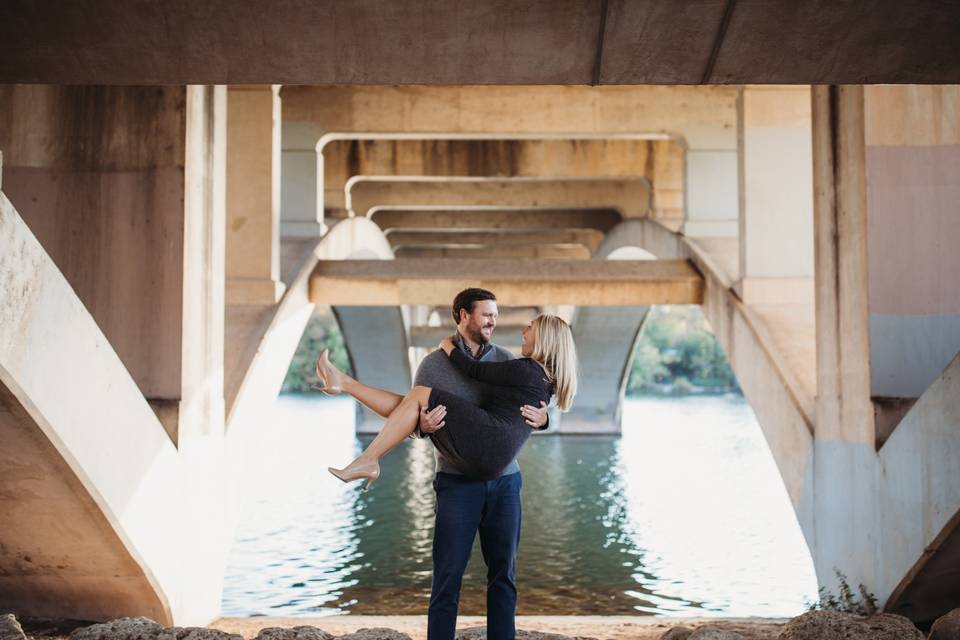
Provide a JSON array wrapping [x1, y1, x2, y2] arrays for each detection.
[[222, 394, 817, 617]]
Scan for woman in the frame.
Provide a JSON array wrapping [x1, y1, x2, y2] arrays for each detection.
[[318, 314, 578, 490]]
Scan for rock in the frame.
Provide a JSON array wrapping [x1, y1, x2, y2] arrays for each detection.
[[456, 628, 597, 640], [777, 610, 923, 639], [688, 629, 744, 640], [1, 614, 27, 640], [334, 629, 412, 640], [158, 629, 243, 640], [659, 627, 693, 640], [69, 619, 243, 640], [930, 609, 960, 639], [70, 618, 165, 640], [254, 627, 333, 640]]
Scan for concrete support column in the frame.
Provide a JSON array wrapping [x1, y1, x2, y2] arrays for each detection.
[[737, 86, 814, 305], [811, 84, 878, 593], [0, 85, 189, 439], [226, 85, 285, 304], [180, 85, 227, 441]]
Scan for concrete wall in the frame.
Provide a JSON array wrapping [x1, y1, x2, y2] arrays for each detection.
[[812, 85, 960, 622], [863, 85, 960, 399], [0, 85, 235, 625], [0, 85, 187, 404]]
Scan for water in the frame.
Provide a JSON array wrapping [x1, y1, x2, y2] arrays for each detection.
[[222, 394, 817, 618]]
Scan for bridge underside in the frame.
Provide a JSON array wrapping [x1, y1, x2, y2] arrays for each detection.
[[1, 1, 957, 84], [0, 53, 958, 627]]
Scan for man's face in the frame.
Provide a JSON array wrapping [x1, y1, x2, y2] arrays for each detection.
[[459, 299, 498, 344]]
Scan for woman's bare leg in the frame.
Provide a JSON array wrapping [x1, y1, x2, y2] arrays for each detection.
[[329, 386, 432, 489], [316, 349, 404, 417]]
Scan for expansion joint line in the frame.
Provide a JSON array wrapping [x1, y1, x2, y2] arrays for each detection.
[[701, 0, 737, 83], [591, 0, 609, 86]]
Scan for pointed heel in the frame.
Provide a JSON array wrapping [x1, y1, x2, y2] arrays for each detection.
[[328, 463, 380, 491]]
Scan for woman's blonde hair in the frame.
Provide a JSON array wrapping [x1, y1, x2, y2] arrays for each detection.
[[531, 314, 578, 411]]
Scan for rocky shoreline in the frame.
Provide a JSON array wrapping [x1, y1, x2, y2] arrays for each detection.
[[4, 610, 960, 640]]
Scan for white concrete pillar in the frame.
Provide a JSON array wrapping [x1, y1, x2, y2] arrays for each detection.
[[181, 85, 227, 440], [737, 86, 814, 305], [811, 83, 878, 596], [226, 85, 285, 304]]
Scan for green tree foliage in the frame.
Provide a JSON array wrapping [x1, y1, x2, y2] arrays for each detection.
[[282, 305, 738, 396], [626, 305, 739, 395], [281, 309, 352, 393]]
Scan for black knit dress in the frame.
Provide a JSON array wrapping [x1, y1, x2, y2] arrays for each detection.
[[427, 348, 553, 479]]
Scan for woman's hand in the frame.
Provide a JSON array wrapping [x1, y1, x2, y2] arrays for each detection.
[[439, 336, 455, 355], [521, 401, 550, 429]]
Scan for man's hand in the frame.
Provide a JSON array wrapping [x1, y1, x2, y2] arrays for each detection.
[[419, 404, 447, 434], [520, 401, 549, 429]]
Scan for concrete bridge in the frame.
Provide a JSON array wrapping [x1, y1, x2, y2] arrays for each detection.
[[1, 1, 960, 631]]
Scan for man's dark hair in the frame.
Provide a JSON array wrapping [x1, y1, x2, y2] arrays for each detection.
[[452, 288, 497, 324]]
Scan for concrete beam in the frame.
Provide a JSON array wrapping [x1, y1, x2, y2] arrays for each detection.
[[292, 86, 738, 149], [225, 85, 285, 305], [321, 137, 684, 219], [372, 208, 623, 233], [3, 3, 958, 84], [283, 86, 737, 233], [310, 258, 703, 306], [394, 245, 591, 259], [347, 177, 651, 219], [385, 229, 605, 253]]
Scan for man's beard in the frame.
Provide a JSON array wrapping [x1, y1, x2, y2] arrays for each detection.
[[466, 324, 493, 344]]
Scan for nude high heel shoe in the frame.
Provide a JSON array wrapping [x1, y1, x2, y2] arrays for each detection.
[[328, 460, 380, 492], [314, 349, 346, 395]]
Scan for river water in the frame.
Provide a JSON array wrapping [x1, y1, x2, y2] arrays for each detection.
[[222, 394, 817, 618]]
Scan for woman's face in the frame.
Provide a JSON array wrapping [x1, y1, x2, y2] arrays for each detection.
[[520, 320, 536, 357]]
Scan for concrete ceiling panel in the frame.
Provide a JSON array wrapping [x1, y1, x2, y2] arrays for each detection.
[[1, 1, 957, 83]]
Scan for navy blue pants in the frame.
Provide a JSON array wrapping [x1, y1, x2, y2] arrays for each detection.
[[428, 471, 522, 640]]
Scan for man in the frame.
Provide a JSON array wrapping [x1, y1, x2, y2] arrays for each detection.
[[414, 288, 549, 640]]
